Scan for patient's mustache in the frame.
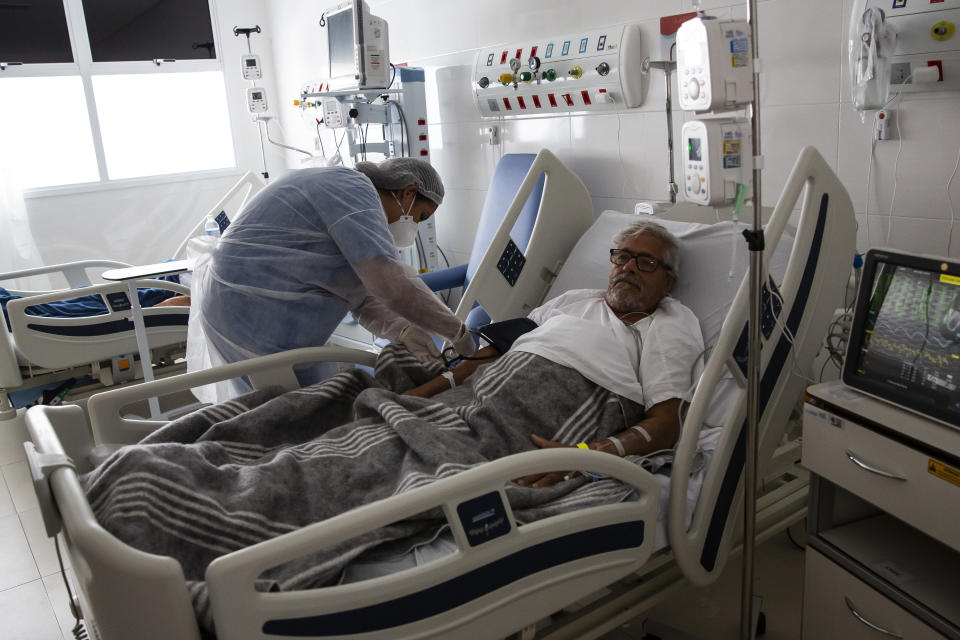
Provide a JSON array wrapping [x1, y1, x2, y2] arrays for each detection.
[[612, 274, 644, 290]]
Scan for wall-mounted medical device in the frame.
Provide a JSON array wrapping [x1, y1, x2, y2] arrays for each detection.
[[472, 24, 644, 117], [324, 0, 390, 91], [246, 87, 268, 113], [299, 67, 437, 271], [321, 98, 348, 128], [681, 119, 752, 206], [676, 18, 754, 113], [850, 0, 960, 109], [241, 54, 262, 80]]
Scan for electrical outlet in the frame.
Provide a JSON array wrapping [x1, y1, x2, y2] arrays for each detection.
[[890, 62, 912, 84]]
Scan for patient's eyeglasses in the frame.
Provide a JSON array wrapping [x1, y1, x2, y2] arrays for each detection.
[[609, 248, 670, 273]]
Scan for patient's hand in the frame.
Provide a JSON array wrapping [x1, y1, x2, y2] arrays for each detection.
[[513, 434, 575, 488]]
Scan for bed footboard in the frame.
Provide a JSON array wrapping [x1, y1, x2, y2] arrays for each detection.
[[206, 448, 660, 640], [26, 404, 204, 640]]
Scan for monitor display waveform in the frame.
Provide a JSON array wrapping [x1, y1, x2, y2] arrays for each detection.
[[854, 264, 960, 401]]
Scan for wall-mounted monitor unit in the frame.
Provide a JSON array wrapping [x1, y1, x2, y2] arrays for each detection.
[[325, 0, 390, 91]]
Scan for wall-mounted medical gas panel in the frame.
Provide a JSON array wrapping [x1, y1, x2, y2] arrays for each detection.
[[473, 24, 643, 117], [857, 0, 960, 94]]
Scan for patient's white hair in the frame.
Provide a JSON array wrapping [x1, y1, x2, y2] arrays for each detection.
[[612, 219, 680, 276]]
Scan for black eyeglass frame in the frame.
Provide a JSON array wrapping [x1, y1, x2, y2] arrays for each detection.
[[609, 248, 672, 274]]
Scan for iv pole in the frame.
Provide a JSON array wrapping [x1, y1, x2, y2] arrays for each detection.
[[234, 26, 270, 180], [741, 0, 764, 637]]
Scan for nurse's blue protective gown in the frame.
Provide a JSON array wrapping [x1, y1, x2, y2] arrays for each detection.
[[186, 167, 462, 402]]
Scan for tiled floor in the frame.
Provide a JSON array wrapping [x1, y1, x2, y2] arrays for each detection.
[[0, 408, 804, 639], [0, 412, 75, 640]]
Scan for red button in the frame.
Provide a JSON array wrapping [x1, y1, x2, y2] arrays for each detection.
[[515, 48, 522, 60], [548, 94, 557, 107], [581, 90, 591, 105], [532, 95, 541, 108], [562, 93, 574, 106], [420, 149, 428, 156], [531, 46, 538, 58], [500, 51, 508, 64], [417, 119, 426, 126], [517, 96, 527, 109], [503, 97, 512, 110], [418, 134, 427, 141]]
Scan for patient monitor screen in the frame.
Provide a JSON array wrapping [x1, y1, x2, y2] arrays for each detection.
[[849, 259, 960, 426], [328, 8, 355, 79]]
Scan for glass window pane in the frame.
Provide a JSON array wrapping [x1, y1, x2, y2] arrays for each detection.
[[93, 71, 235, 180], [0, 0, 73, 64], [0, 76, 99, 188], [82, 0, 216, 62]]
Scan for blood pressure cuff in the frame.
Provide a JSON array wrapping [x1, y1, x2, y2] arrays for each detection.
[[475, 317, 539, 354]]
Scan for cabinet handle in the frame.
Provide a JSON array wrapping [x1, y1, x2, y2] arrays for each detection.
[[844, 450, 907, 481], [844, 596, 904, 638]]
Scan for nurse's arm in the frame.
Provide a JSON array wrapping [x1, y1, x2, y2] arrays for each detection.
[[354, 256, 463, 343], [350, 295, 409, 340], [402, 346, 500, 398]]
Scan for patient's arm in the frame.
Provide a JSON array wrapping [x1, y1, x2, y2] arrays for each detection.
[[402, 346, 500, 398], [515, 397, 683, 488]]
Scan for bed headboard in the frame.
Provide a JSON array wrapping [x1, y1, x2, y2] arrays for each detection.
[[455, 149, 595, 324]]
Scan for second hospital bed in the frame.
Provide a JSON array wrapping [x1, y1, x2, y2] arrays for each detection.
[[25, 146, 856, 639], [0, 172, 265, 417]]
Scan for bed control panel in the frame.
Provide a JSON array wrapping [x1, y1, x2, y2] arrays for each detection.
[[105, 291, 131, 312], [214, 210, 230, 234], [497, 239, 526, 286], [457, 491, 511, 547]]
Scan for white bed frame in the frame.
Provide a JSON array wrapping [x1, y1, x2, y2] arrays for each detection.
[[25, 146, 855, 639], [1, 172, 265, 418]]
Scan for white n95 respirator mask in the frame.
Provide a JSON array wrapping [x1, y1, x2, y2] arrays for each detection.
[[390, 192, 419, 249], [388, 215, 418, 249]]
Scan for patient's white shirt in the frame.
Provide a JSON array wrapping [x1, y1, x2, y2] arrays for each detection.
[[511, 289, 704, 409]]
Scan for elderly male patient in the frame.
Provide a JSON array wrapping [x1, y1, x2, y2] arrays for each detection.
[[404, 219, 704, 487]]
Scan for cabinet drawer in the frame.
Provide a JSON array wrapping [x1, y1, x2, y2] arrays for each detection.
[[802, 407, 960, 552], [803, 548, 947, 640]]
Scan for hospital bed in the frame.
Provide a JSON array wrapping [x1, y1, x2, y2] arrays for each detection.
[[24, 146, 856, 639], [0, 172, 265, 418]]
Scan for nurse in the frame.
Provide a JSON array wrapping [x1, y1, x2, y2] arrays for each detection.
[[186, 158, 476, 402]]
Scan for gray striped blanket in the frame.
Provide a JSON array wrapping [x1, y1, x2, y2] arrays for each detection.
[[82, 344, 645, 633]]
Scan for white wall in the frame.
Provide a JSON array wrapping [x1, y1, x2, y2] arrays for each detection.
[[265, 0, 960, 269], [11, 0, 283, 275]]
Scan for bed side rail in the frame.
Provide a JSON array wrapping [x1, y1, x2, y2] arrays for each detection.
[[669, 146, 856, 586], [171, 170, 266, 259], [207, 449, 660, 640], [6, 279, 190, 369], [26, 405, 203, 640], [0, 259, 134, 295], [87, 346, 378, 444], [456, 148, 595, 323]]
